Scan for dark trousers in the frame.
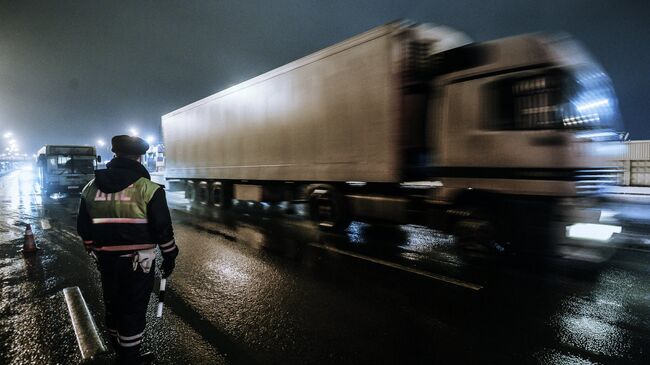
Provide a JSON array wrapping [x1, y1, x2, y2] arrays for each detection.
[[97, 252, 155, 364]]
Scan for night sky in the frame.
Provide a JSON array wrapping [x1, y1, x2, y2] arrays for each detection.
[[1, 0, 648, 154]]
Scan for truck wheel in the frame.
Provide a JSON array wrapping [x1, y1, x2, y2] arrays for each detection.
[[210, 181, 232, 209], [448, 206, 508, 252], [185, 180, 196, 201], [308, 186, 350, 231], [197, 181, 209, 205]]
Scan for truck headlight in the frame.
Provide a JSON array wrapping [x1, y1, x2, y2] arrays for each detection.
[[565, 223, 621, 241]]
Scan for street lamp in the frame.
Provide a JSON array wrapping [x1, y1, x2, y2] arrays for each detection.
[[97, 139, 106, 147], [146, 135, 155, 144]]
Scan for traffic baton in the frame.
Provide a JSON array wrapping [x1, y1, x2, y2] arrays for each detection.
[[156, 278, 166, 318]]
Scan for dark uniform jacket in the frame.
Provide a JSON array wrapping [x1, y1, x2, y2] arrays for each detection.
[[77, 158, 178, 259]]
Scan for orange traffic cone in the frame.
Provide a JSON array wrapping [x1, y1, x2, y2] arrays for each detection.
[[21, 224, 38, 253]]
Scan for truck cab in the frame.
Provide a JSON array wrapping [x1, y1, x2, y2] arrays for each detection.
[[419, 32, 622, 246]]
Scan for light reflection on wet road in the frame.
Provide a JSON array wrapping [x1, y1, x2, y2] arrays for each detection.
[[1, 168, 650, 364]]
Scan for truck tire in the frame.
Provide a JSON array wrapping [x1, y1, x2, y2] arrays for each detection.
[[197, 181, 209, 205], [308, 185, 351, 231], [210, 181, 233, 209], [447, 206, 508, 252], [185, 180, 196, 201]]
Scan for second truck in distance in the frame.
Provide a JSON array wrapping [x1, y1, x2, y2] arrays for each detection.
[[37, 145, 100, 194]]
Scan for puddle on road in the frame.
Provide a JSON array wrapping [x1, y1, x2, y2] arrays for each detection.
[[535, 349, 595, 365], [550, 268, 646, 359], [0, 236, 87, 364], [40, 219, 51, 230]]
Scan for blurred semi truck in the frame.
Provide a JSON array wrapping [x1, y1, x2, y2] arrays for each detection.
[[37, 145, 100, 194], [162, 21, 622, 246]]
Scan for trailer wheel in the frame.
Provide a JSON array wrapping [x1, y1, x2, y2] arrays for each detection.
[[448, 206, 508, 252], [185, 180, 196, 201], [197, 181, 209, 205], [308, 185, 350, 231], [210, 181, 232, 209]]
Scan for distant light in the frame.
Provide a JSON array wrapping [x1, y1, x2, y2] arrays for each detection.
[[9, 139, 16, 145], [576, 131, 617, 140], [3, 132, 12, 139], [97, 139, 105, 147], [51, 192, 68, 200], [400, 181, 443, 189], [576, 99, 609, 112], [599, 209, 617, 224], [566, 223, 621, 242], [129, 128, 138, 136], [146, 136, 155, 144]]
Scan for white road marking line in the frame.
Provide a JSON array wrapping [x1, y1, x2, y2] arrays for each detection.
[[308, 243, 483, 291]]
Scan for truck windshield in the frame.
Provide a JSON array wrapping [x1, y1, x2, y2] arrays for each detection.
[[487, 66, 621, 136], [47, 155, 95, 174], [560, 65, 622, 134]]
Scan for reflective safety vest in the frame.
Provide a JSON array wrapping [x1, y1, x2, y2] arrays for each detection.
[[81, 177, 161, 251]]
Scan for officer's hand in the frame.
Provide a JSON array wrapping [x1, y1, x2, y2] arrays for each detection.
[[161, 259, 175, 278]]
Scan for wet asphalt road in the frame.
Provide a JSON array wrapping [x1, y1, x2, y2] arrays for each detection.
[[1, 167, 650, 364]]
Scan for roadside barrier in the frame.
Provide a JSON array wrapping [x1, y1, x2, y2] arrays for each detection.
[[63, 286, 107, 360]]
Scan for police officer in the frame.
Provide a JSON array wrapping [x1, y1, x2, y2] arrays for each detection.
[[77, 135, 178, 365]]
